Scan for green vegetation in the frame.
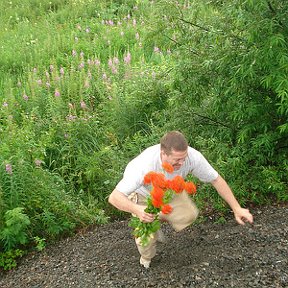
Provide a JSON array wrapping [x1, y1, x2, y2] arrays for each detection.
[[0, 0, 287, 268]]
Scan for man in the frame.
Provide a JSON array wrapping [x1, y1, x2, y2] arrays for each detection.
[[108, 131, 253, 268]]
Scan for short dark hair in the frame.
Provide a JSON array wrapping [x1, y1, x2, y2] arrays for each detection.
[[160, 131, 188, 155]]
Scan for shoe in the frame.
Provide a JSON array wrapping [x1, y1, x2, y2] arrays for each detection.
[[156, 229, 166, 243], [140, 257, 151, 269]]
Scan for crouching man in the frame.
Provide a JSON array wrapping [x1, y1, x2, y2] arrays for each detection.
[[108, 131, 253, 268]]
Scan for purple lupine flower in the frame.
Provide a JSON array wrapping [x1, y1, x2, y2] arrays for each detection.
[[5, 164, 13, 175], [94, 59, 100, 66], [54, 89, 60, 97], [23, 94, 29, 101]]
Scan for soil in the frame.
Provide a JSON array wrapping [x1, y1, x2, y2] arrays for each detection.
[[0, 205, 287, 288]]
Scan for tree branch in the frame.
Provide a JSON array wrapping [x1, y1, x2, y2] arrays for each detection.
[[193, 112, 232, 129], [178, 18, 210, 32]]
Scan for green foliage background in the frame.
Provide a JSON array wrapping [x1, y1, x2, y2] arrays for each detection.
[[0, 0, 287, 266]]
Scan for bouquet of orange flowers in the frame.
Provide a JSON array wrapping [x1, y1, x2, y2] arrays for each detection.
[[128, 162, 197, 246]]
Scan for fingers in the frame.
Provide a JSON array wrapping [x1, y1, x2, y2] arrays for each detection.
[[246, 213, 254, 224], [236, 217, 245, 225], [141, 212, 155, 223], [235, 209, 254, 225], [136, 205, 155, 223]]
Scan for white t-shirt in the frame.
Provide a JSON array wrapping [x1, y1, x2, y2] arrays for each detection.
[[116, 144, 219, 197]]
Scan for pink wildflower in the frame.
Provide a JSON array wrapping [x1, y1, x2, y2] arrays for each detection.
[[54, 89, 60, 97], [34, 159, 43, 167], [60, 67, 64, 76], [5, 164, 13, 175], [80, 100, 87, 109], [124, 52, 131, 64], [154, 46, 160, 53]]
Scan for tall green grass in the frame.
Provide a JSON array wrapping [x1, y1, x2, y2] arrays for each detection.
[[0, 0, 175, 262]]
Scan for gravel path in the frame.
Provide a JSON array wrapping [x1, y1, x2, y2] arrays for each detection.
[[0, 205, 287, 288]]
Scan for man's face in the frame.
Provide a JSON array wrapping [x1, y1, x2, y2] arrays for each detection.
[[161, 149, 188, 171]]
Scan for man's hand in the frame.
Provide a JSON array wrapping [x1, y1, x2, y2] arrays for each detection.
[[233, 207, 253, 225], [135, 205, 155, 223]]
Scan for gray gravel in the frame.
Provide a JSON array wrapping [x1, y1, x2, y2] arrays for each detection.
[[0, 205, 287, 288]]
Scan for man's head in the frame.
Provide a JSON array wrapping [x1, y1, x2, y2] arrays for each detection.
[[160, 131, 188, 171]]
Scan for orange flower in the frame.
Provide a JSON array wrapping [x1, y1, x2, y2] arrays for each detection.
[[162, 162, 174, 173], [184, 182, 197, 195], [151, 172, 167, 189], [143, 171, 157, 185], [152, 197, 163, 208], [161, 204, 173, 214], [150, 186, 165, 201], [168, 175, 185, 193]]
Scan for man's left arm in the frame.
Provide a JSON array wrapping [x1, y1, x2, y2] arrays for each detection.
[[211, 175, 253, 225]]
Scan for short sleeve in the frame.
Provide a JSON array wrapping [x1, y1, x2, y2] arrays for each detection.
[[116, 161, 144, 196], [189, 151, 218, 183]]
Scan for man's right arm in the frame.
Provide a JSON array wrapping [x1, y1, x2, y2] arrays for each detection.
[[108, 189, 155, 223]]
